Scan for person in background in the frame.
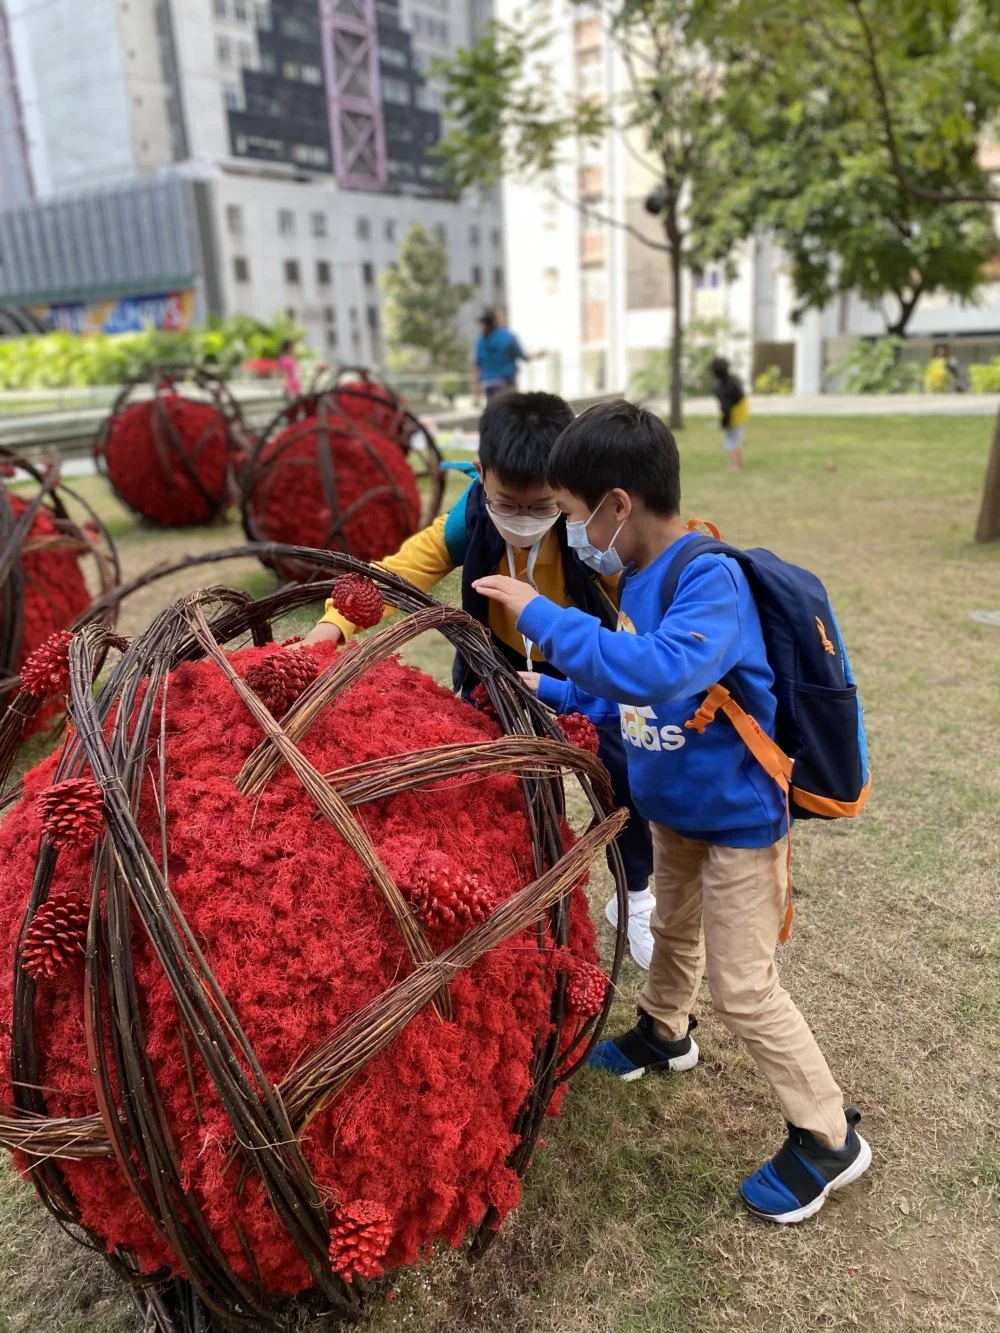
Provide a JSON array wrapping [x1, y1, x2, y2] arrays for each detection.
[[278, 338, 302, 399], [474, 309, 530, 401], [710, 356, 749, 471], [303, 392, 657, 967], [928, 342, 965, 393]]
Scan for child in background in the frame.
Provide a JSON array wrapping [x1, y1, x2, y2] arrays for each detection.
[[278, 338, 302, 399], [303, 392, 657, 967], [711, 356, 749, 471], [473, 399, 870, 1223]]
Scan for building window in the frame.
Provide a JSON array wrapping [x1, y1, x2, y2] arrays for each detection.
[[234, 0, 248, 18], [259, 51, 276, 74], [292, 145, 329, 167], [301, 64, 323, 85], [324, 305, 335, 323], [256, 2, 272, 28], [367, 305, 380, 331], [214, 0, 227, 16], [238, 43, 253, 68], [543, 266, 558, 295], [317, 260, 332, 285], [362, 261, 376, 286], [381, 46, 407, 68], [217, 37, 231, 66], [283, 61, 300, 80], [491, 227, 501, 248], [226, 204, 243, 235], [471, 265, 482, 286], [278, 209, 295, 237], [312, 212, 327, 238], [356, 217, 371, 241], [233, 256, 250, 283], [494, 267, 504, 290], [382, 77, 410, 105], [286, 306, 297, 321], [469, 225, 480, 247], [326, 328, 338, 348], [384, 219, 395, 242], [224, 83, 240, 111], [284, 259, 301, 284]]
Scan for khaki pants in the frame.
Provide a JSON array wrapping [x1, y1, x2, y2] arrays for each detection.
[[639, 824, 848, 1149]]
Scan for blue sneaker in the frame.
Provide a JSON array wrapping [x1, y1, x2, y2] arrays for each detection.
[[588, 1011, 699, 1082], [740, 1108, 872, 1224]]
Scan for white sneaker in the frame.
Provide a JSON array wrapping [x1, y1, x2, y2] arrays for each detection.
[[604, 888, 655, 970]]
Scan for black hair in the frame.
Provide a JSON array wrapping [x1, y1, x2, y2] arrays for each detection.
[[280, 338, 295, 355], [548, 399, 681, 515], [478, 391, 575, 487], [479, 308, 498, 335], [710, 356, 729, 379]]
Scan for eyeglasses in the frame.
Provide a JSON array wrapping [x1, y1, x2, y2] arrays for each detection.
[[485, 499, 561, 520]]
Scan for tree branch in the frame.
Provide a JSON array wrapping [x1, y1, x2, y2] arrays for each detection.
[[545, 183, 671, 252], [848, 0, 1000, 207]]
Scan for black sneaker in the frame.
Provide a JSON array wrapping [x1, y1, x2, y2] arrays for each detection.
[[740, 1108, 872, 1224], [587, 1011, 699, 1082]]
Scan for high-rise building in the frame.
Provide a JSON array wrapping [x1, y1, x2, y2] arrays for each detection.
[[0, 0, 501, 358]]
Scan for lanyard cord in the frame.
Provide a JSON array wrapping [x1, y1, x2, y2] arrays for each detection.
[[506, 541, 541, 671]]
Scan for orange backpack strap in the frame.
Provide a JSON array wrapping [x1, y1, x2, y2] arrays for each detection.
[[685, 685, 796, 943], [686, 517, 723, 539]]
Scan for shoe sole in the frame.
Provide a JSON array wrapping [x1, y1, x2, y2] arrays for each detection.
[[744, 1133, 873, 1224], [619, 1038, 700, 1082]]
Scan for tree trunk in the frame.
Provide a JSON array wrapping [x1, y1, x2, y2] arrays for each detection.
[[974, 403, 1000, 543], [668, 240, 684, 431]]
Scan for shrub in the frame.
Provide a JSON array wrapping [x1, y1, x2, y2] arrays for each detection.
[[753, 365, 793, 395], [830, 337, 922, 395], [968, 357, 1000, 394]]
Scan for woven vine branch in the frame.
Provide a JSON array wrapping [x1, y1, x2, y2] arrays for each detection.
[[0, 554, 628, 1331]]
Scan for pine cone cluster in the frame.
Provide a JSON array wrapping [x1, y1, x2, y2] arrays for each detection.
[[556, 712, 601, 755], [565, 962, 609, 1018], [245, 649, 319, 717], [330, 574, 385, 630], [406, 853, 494, 930], [38, 777, 104, 851], [21, 888, 89, 980], [328, 1199, 393, 1282], [20, 630, 74, 700]]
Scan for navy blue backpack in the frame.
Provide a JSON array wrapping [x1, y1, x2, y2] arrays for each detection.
[[661, 531, 871, 828]]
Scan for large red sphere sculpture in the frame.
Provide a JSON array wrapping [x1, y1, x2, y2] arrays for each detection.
[[328, 366, 417, 450], [241, 391, 443, 582], [94, 368, 246, 527], [0, 564, 625, 1330], [0, 451, 118, 736]]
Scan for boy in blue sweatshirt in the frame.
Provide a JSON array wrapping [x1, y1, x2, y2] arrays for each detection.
[[474, 400, 870, 1224]]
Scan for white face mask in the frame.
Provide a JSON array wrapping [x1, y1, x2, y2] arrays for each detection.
[[488, 509, 559, 549], [566, 493, 626, 576]]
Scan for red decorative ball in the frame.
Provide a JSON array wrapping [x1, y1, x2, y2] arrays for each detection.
[[565, 962, 609, 1018], [99, 394, 232, 526], [328, 1199, 394, 1282], [335, 380, 412, 449], [557, 712, 601, 756], [242, 410, 421, 581], [21, 888, 88, 981], [0, 648, 598, 1296], [330, 574, 385, 630]]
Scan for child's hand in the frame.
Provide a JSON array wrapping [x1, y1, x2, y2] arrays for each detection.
[[519, 672, 541, 695], [472, 576, 540, 618], [300, 622, 344, 647]]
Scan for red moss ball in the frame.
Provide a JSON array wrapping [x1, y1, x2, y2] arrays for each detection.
[[0, 646, 597, 1295], [335, 382, 411, 448], [99, 394, 232, 526], [243, 414, 421, 579], [6, 495, 91, 733]]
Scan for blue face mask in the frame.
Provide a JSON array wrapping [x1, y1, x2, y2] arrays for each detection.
[[566, 493, 626, 576]]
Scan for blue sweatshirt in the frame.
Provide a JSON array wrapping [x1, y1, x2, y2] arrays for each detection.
[[520, 533, 787, 848]]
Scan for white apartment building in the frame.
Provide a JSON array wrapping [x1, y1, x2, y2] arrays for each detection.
[[0, 0, 502, 360], [502, 7, 1000, 398]]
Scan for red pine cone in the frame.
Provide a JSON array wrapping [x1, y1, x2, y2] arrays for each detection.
[[330, 574, 385, 630], [469, 683, 498, 722], [557, 712, 601, 755], [405, 852, 494, 930], [19, 630, 74, 700], [566, 962, 609, 1018], [21, 887, 89, 980], [38, 777, 104, 851], [328, 1199, 394, 1282], [245, 649, 319, 717]]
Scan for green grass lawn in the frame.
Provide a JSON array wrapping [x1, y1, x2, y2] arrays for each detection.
[[2, 416, 999, 1332]]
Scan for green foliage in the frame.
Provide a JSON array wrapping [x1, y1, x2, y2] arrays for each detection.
[[435, 372, 465, 404], [690, 0, 999, 334], [830, 337, 922, 395], [630, 318, 747, 399], [0, 314, 302, 390], [754, 365, 793, 395], [968, 358, 1000, 394], [380, 223, 472, 372]]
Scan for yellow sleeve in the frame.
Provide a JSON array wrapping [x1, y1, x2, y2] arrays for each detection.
[[319, 513, 455, 638]]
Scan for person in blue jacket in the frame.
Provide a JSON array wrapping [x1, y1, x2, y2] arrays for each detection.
[[473, 399, 871, 1224], [474, 308, 529, 400]]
